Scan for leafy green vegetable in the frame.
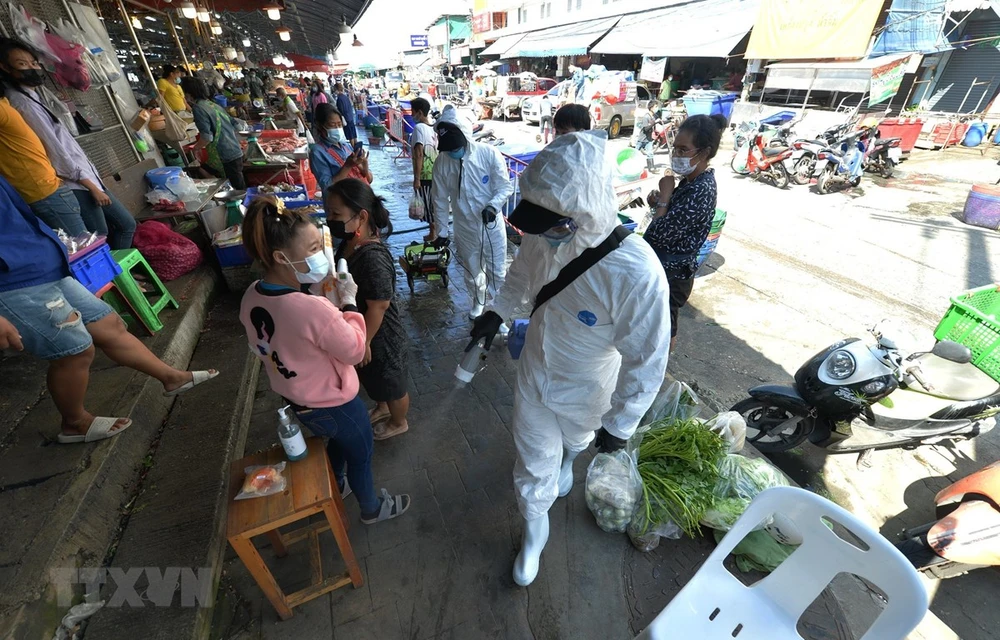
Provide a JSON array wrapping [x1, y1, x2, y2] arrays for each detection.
[[635, 418, 727, 537]]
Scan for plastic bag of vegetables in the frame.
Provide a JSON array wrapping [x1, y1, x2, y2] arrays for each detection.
[[641, 380, 702, 426], [585, 448, 642, 533], [703, 411, 747, 453], [701, 454, 789, 532]]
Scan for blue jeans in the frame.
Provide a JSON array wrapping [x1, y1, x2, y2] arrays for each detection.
[[294, 396, 379, 515], [29, 186, 87, 237], [0, 277, 113, 360], [72, 189, 136, 250]]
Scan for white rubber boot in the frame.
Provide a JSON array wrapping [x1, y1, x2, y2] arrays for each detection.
[[513, 514, 549, 587], [469, 302, 485, 320], [557, 449, 580, 498]]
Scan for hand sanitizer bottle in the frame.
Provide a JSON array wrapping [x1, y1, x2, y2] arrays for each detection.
[[278, 406, 307, 461]]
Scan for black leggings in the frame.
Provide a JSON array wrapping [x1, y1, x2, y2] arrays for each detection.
[[668, 276, 695, 338]]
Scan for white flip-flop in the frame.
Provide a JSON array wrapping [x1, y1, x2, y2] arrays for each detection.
[[163, 370, 220, 397], [57, 417, 132, 444]]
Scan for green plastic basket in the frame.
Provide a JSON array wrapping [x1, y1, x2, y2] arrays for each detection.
[[933, 284, 1000, 382]]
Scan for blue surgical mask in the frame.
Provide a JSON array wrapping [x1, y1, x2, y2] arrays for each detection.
[[326, 128, 346, 144], [542, 219, 577, 247], [447, 147, 466, 160], [281, 250, 330, 284]]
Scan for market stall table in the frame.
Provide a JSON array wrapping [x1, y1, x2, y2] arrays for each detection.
[[136, 178, 228, 225]]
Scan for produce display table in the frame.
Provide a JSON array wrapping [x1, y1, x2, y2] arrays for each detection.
[[135, 178, 227, 225]]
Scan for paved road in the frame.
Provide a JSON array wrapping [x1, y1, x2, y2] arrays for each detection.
[[487, 114, 1000, 638]]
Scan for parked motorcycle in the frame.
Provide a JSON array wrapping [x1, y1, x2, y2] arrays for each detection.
[[730, 321, 1000, 454], [896, 460, 1000, 579], [731, 124, 792, 188], [860, 127, 903, 178], [815, 134, 866, 194], [785, 123, 854, 186]]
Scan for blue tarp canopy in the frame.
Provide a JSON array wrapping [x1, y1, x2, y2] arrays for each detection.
[[501, 17, 619, 58], [872, 0, 951, 55]]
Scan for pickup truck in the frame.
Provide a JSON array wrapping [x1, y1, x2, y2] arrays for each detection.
[[476, 74, 557, 119], [523, 80, 652, 139]]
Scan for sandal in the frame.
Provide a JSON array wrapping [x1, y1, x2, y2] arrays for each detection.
[[368, 405, 391, 425], [57, 417, 132, 444], [373, 421, 408, 441], [163, 370, 220, 397], [360, 489, 411, 525]]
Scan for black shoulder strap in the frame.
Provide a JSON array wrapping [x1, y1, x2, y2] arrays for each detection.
[[531, 225, 631, 317]]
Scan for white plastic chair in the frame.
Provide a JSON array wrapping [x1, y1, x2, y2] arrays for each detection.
[[635, 486, 928, 640]]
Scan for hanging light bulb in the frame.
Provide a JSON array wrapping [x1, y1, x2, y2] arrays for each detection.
[[222, 46, 236, 60], [131, 16, 143, 30], [272, 54, 282, 65], [242, 38, 251, 47], [236, 52, 245, 63], [179, 1, 196, 19], [352, 34, 363, 47], [196, 6, 211, 22], [337, 15, 351, 34], [210, 20, 222, 35], [264, 4, 281, 20], [276, 27, 291, 42]]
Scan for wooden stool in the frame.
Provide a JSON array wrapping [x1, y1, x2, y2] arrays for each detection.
[[226, 438, 363, 620]]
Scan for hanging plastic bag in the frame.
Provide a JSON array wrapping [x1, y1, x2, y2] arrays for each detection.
[[44, 29, 90, 91], [642, 379, 702, 425], [156, 103, 190, 143], [408, 193, 425, 220], [703, 411, 747, 453], [585, 446, 642, 534], [700, 454, 789, 532], [8, 3, 60, 67], [36, 85, 79, 136], [234, 463, 287, 500]]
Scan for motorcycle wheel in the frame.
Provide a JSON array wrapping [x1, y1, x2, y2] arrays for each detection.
[[817, 165, 834, 194], [730, 153, 751, 176], [851, 175, 862, 187], [731, 398, 811, 452], [770, 162, 790, 189], [880, 158, 895, 179], [790, 154, 816, 185]]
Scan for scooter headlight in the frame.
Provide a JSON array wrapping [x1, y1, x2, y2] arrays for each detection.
[[862, 380, 886, 395], [826, 350, 856, 380]]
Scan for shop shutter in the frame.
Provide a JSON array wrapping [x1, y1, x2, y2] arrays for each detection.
[[0, 0, 140, 178], [929, 13, 1000, 113]]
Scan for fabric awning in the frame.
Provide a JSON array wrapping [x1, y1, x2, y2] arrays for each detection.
[[501, 16, 620, 58], [765, 54, 911, 93], [481, 34, 525, 57], [747, 0, 884, 59], [591, 0, 759, 57]]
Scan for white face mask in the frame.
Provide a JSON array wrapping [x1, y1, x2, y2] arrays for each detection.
[[281, 250, 330, 284], [671, 154, 699, 176], [326, 127, 346, 144]]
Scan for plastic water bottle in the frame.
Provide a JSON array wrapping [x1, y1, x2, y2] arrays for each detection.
[[277, 406, 307, 461]]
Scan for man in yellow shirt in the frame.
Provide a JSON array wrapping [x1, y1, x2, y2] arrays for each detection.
[[0, 96, 87, 235], [157, 64, 189, 113]]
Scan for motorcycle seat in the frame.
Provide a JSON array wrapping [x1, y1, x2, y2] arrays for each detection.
[[911, 353, 1000, 401], [763, 146, 789, 157]]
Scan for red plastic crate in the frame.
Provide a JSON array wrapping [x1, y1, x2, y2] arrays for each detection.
[[878, 118, 923, 153], [931, 123, 969, 146]]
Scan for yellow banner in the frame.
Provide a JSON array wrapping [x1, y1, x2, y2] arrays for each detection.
[[746, 0, 884, 60]]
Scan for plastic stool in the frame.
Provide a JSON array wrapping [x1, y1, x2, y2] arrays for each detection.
[[107, 249, 179, 335]]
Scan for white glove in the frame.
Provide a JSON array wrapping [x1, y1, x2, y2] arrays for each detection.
[[336, 271, 358, 309]]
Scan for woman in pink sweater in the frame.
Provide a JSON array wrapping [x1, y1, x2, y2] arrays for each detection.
[[238, 197, 409, 524]]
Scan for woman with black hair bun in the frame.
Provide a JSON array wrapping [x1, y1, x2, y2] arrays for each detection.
[[643, 113, 727, 350], [325, 178, 410, 441]]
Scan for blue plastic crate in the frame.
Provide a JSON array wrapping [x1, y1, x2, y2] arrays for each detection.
[[70, 243, 122, 294], [214, 243, 253, 267], [242, 185, 307, 208]]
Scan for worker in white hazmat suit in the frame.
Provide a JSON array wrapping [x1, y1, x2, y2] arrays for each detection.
[[470, 130, 671, 586], [431, 105, 514, 319]]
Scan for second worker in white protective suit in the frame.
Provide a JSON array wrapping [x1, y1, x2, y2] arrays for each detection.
[[470, 130, 672, 586], [431, 105, 514, 319]]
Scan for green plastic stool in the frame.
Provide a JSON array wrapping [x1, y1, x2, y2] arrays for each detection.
[[105, 249, 179, 335]]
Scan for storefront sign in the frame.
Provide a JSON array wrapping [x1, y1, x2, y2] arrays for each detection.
[[410, 34, 429, 48], [472, 12, 492, 34], [746, 0, 883, 59], [639, 56, 667, 83], [869, 56, 908, 106]]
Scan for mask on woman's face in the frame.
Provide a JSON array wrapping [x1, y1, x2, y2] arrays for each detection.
[[671, 152, 701, 176], [17, 68, 45, 87], [281, 250, 330, 284], [329, 215, 359, 240], [174, 75, 182, 85], [326, 128, 346, 144]]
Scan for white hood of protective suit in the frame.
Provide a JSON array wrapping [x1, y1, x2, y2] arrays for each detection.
[[436, 103, 474, 141], [494, 130, 620, 315]]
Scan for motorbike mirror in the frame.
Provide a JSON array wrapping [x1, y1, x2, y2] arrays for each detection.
[[931, 340, 973, 364]]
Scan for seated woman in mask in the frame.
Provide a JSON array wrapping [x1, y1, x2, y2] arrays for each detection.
[[308, 103, 372, 190], [643, 114, 726, 350]]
